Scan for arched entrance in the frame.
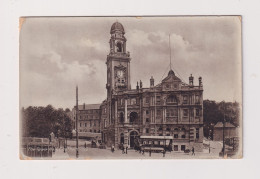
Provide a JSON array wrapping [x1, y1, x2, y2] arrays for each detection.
[[129, 131, 139, 148]]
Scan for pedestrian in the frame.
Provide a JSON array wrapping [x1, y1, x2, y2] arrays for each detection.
[[126, 145, 128, 154], [84, 141, 87, 148], [122, 144, 125, 154], [111, 145, 115, 153], [192, 147, 195, 156]]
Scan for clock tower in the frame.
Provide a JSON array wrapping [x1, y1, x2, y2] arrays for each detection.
[[106, 22, 131, 97]]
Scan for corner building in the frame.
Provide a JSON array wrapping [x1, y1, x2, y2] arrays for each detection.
[[74, 22, 204, 152], [100, 22, 204, 152]]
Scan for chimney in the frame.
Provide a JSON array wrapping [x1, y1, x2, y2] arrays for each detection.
[[136, 81, 139, 90], [150, 76, 154, 87], [199, 77, 202, 86], [189, 74, 194, 86], [140, 80, 143, 89]]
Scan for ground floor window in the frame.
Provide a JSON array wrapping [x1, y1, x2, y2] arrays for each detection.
[[174, 145, 178, 151], [181, 145, 186, 151]]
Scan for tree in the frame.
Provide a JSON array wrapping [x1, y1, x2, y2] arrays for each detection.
[[21, 105, 73, 138]]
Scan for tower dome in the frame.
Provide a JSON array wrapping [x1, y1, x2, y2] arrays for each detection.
[[110, 22, 125, 34]]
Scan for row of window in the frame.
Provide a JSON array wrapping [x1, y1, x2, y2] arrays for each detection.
[[79, 121, 101, 127], [79, 129, 101, 133], [79, 110, 99, 114], [144, 109, 201, 117], [116, 95, 201, 106], [79, 115, 99, 120]]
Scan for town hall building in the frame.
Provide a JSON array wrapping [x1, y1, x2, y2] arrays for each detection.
[[72, 22, 204, 152]]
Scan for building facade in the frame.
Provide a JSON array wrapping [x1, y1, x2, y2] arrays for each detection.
[[73, 22, 204, 152]]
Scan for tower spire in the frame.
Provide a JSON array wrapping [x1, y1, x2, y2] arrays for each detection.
[[169, 34, 172, 70]]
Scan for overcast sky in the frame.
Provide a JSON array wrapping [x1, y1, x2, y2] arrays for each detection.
[[20, 16, 242, 109]]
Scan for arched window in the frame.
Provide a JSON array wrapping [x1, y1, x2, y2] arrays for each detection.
[[166, 95, 177, 104], [116, 42, 122, 52], [119, 112, 124, 123], [130, 112, 138, 124]]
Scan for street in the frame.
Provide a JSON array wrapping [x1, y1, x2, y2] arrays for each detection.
[[47, 138, 225, 160]]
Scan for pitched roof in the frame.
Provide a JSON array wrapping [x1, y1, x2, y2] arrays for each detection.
[[78, 104, 101, 110], [214, 122, 236, 128]]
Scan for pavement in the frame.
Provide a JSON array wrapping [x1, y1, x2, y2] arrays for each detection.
[[26, 138, 232, 160]]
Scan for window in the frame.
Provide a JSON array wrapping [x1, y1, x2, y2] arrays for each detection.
[[183, 109, 188, 117], [130, 112, 138, 123], [157, 110, 161, 116], [166, 84, 170, 89], [174, 134, 178, 138], [166, 108, 178, 117], [181, 145, 186, 151], [174, 145, 178, 151], [196, 109, 200, 116], [145, 97, 149, 104], [90, 121, 92, 127], [183, 95, 188, 104], [94, 130, 96, 133], [146, 128, 149, 133], [94, 121, 96, 126], [131, 98, 136, 105], [90, 129, 92, 132], [116, 42, 122, 52], [181, 134, 186, 138], [119, 112, 124, 123], [85, 123, 87, 127], [156, 96, 161, 103], [99, 121, 101, 127], [166, 95, 177, 103], [146, 118, 150, 123], [195, 95, 200, 104], [146, 110, 149, 115], [196, 128, 199, 139]]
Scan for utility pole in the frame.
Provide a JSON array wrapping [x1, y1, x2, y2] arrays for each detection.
[[76, 85, 79, 158], [222, 103, 226, 158]]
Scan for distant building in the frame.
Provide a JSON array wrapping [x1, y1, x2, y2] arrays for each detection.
[[72, 104, 102, 139], [73, 22, 204, 152], [213, 122, 238, 141]]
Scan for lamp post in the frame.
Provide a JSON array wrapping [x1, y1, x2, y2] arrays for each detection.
[[222, 103, 226, 158], [208, 129, 212, 153], [76, 86, 79, 158]]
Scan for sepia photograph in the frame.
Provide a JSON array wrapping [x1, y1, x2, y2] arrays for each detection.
[[19, 16, 242, 160]]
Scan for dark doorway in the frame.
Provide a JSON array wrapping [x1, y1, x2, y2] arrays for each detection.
[[129, 131, 138, 148], [120, 133, 124, 144]]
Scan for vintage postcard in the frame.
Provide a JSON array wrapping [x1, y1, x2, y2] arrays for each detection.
[[19, 16, 242, 159]]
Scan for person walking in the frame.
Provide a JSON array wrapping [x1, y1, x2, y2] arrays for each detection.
[[192, 147, 195, 156], [111, 145, 115, 153], [122, 144, 125, 154], [126, 145, 128, 154]]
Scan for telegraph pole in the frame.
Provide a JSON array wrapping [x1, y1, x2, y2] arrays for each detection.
[[222, 104, 226, 158], [76, 85, 79, 158]]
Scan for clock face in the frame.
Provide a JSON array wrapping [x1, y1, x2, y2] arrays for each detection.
[[117, 70, 123, 78]]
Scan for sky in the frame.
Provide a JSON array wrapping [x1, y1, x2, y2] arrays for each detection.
[[20, 16, 242, 109]]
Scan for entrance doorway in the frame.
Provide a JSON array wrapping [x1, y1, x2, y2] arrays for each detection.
[[129, 131, 139, 148], [120, 133, 124, 144]]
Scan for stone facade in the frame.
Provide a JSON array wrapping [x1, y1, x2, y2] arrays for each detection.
[[73, 22, 204, 152]]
